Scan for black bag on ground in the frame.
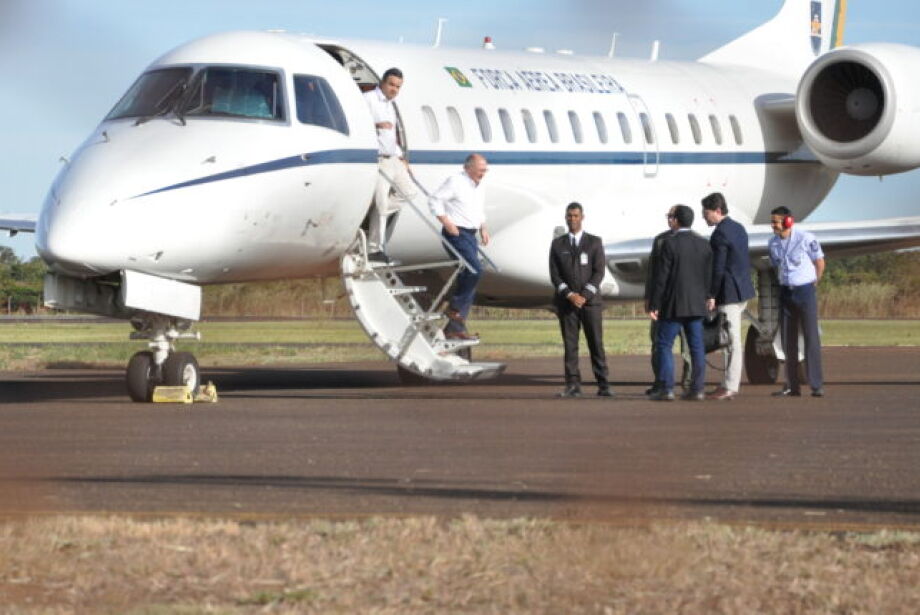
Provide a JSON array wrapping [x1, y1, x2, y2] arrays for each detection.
[[703, 311, 731, 354]]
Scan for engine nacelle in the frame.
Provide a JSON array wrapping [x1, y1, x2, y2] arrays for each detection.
[[796, 43, 920, 176]]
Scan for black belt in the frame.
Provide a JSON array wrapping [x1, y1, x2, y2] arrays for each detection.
[[781, 282, 815, 290]]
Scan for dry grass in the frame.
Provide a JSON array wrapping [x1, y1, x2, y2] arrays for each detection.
[[0, 515, 918, 614]]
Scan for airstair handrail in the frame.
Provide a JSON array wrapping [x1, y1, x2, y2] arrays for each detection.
[[379, 168, 500, 273]]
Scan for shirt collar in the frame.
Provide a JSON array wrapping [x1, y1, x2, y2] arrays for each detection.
[[374, 87, 391, 103], [569, 230, 584, 243], [461, 171, 480, 187]]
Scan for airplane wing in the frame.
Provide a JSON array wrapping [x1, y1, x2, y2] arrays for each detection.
[[605, 216, 920, 268], [0, 214, 37, 237]]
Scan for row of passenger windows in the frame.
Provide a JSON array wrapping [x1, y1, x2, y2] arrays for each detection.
[[420, 105, 744, 147]]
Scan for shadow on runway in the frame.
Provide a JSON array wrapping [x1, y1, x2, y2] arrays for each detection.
[[45, 473, 920, 519]]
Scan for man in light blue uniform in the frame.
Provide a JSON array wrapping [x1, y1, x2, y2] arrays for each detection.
[[768, 206, 826, 398]]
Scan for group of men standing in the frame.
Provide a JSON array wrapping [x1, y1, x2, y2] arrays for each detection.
[[549, 193, 827, 401], [643, 194, 826, 401], [365, 67, 827, 400]]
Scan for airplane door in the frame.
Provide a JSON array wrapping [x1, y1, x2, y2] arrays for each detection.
[[626, 94, 659, 177]]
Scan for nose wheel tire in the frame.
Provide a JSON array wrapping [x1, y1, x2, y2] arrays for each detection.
[[126, 351, 157, 402], [162, 351, 201, 395]]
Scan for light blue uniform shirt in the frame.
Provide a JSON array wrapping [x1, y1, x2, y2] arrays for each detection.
[[768, 228, 825, 286]]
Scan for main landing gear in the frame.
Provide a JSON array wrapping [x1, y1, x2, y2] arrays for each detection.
[[126, 314, 201, 402]]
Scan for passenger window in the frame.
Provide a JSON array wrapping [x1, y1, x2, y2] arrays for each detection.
[[593, 112, 608, 144], [446, 106, 464, 142], [183, 67, 285, 121], [665, 113, 679, 144], [107, 67, 193, 120], [475, 107, 492, 143], [498, 108, 515, 143], [729, 114, 743, 145], [688, 114, 702, 144], [639, 112, 654, 144], [617, 112, 632, 144], [291, 75, 347, 133], [422, 105, 439, 142], [521, 109, 537, 143], [568, 111, 583, 144], [709, 114, 723, 145], [543, 110, 559, 143]]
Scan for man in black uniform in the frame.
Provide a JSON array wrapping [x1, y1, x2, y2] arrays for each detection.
[[549, 202, 611, 398]]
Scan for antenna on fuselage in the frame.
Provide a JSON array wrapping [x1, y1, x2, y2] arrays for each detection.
[[650, 40, 660, 61], [607, 33, 618, 58], [433, 17, 447, 47]]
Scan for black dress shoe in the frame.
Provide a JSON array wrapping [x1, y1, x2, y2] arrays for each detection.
[[647, 390, 675, 401], [772, 388, 802, 397], [557, 385, 582, 398], [681, 391, 705, 401], [811, 388, 825, 397], [597, 387, 615, 398]]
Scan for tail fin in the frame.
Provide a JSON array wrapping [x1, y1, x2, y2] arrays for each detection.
[[700, 0, 847, 76]]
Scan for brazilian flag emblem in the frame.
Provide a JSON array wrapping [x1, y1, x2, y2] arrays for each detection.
[[445, 67, 473, 88]]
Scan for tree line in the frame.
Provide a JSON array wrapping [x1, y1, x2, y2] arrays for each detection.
[[2, 247, 920, 317]]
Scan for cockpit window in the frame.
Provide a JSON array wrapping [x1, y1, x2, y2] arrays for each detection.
[[180, 67, 284, 121], [106, 67, 192, 120], [293, 75, 349, 135]]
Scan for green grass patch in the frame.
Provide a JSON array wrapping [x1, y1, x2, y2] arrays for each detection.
[[1, 319, 918, 370]]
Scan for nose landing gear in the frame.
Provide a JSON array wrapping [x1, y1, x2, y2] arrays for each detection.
[[126, 315, 201, 402]]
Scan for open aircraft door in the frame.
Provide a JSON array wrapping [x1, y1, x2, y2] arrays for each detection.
[[627, 93, 659, 177]]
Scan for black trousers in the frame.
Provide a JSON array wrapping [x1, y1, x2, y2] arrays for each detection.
[[780, 283, 824, 391], [557, 303, 608, 387]]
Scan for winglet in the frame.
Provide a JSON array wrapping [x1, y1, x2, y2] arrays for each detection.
[[700, 0, 847, 77]]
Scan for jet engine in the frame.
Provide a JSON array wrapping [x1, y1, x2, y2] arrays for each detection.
[[795, 43, 920, 176]]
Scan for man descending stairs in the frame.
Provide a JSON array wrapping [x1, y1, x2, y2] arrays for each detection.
[[341, 155, 504, 383]]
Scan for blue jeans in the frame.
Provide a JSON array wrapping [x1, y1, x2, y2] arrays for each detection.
[[780, 283, 823, 390], [656, 317, 705, 393], [442, 227, 482, 328]]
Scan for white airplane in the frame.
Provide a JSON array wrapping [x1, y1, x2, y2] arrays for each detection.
[[4, 0, 920, 400]]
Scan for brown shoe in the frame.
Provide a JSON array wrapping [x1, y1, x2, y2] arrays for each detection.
[[445, 308, 465, 323], [706, 387, 736, 401]]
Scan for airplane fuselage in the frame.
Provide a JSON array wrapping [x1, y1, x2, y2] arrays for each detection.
[[36, 30, 839, 304]]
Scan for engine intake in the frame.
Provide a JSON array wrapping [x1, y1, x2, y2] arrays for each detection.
[[796, 43, 920, 175]]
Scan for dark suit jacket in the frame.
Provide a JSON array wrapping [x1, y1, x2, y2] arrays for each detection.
[[644, 229, 674, 311], [709, 216, 755, 305], [649, 230, 712, 319], [549, 231, 606, 307]]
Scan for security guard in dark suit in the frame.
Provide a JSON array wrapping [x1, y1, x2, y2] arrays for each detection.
[[549, 202, 611, 398]]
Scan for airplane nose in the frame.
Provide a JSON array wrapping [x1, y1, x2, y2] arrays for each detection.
[[36, 192, 115, 277]]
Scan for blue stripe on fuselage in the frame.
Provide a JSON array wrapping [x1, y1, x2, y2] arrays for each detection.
[[132, 148, 813, 199]]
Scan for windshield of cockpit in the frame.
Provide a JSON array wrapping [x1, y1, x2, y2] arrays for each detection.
[[106, 67, 192, 120], [105, 66, 284, 122]]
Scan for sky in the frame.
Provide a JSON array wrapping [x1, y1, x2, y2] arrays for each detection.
[[2, 0, 920, 258]]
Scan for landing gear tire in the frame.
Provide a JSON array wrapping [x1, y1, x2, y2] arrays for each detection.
[[127, 351, 157, 402], [163, 351, 201, 395], [744, 327, 779, 385]]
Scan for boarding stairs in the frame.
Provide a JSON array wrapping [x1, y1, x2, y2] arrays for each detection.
[[340, 170, 505, 382]]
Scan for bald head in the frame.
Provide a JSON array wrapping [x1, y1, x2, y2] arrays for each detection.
[[464, 153, 488, 184]]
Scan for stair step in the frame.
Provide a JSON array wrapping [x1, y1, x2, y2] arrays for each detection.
[[412, 313, 443, 323], [434, 338, 480, 353], [386, 286, 426, 296]]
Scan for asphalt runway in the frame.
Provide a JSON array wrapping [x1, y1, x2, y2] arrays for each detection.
[[1, 347, 919, 529]]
